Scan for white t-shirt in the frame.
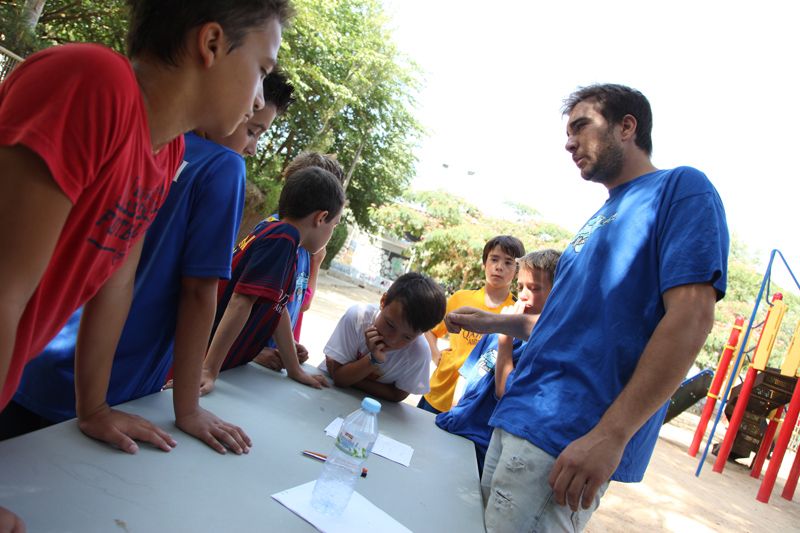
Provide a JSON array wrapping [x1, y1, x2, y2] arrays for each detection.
[[319, 304, 431, 394]]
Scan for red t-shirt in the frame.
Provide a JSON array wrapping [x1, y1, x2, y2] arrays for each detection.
[[0, 44, 185, 408]]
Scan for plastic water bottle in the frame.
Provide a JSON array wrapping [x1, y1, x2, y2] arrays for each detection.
[[311, 397, 381, 515]]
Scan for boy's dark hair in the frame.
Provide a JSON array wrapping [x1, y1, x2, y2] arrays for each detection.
[[281, 152, 345, 184], [264, 69, 295, 115], [384, 272, 446, 333], [278, 167, 345, 222], [126, 0, 294, 66], [562, 83, 653, 156], [518, 249, 561, 285], [482, 235, 525, 264]]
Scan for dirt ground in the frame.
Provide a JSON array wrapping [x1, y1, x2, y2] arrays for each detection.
[[303, 272, 800, 532]]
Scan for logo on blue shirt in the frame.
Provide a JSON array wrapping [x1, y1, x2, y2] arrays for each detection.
[[570, 213, 617, 253]]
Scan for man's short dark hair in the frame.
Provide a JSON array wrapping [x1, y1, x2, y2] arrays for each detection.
[[264, 69, 295, 115], [482, 235, 525, 264], [278, 167, 345, 222], [562, 83, 653, 156], [384, 272, 446, 333], [126, 0, 294, 66]]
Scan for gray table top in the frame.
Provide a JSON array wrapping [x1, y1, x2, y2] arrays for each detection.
[[0, 364, 484, 532]]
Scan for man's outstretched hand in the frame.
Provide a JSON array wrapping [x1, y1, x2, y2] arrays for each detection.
[[445, 306, 494, 334]]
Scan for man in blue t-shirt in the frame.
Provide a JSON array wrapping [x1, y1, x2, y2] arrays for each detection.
[[2, 73, 295, 455], [447, 84, 729, 532]]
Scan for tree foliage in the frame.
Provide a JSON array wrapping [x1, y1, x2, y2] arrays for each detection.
[[246, 0, 422, 232], [1, 0, 127, 55], [372, 190, 573, 292], [0, 0, 422, 235]]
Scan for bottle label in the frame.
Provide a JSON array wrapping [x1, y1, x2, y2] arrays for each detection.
[[336, 430, 368, 459]]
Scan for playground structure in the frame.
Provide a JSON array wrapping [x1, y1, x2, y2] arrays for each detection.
[[690, 250, 800, 504]]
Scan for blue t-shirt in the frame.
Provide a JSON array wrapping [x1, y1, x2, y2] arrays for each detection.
[[436, 334, 525, 457], [14, 132, 246, 422], [490, 166, 729, 482]]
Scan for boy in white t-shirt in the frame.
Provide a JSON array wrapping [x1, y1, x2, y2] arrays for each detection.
[[320, 273, 446, 402]]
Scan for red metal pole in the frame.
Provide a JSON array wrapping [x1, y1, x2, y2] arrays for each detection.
[[714, 294, 783, 474], [689, 317, 745, 457], [750, 407, 783, 478], [713, 366, 758, 473], [781, 443, 800, 501], [757, 380, 800, 503]]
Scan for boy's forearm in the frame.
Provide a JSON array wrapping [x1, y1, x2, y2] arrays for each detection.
[[172, 276, 218, 418], [0, 145, 72, 401], [424, 331, 443, 365], [352, 379, 408, 403], [75, 239, 142, 418], [328, 355, 376, 387], [274, 308, 302, 375], [204, 292, 256, 376], [494, 335, 515, 398]]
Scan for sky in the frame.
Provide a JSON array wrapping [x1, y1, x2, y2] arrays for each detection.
[[382, 0, 800, 290]]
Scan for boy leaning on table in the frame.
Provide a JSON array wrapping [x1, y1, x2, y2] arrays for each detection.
[[0, 0, 293, 528], [320, 272, 447, 403], [200, 166, 346, 394], [1, 72, 295, 453]]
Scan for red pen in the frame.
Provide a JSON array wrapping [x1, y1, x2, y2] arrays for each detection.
[[302, 450, 368, 478]]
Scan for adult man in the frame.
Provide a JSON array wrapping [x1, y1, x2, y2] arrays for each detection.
[[447, 84, 728, 532]]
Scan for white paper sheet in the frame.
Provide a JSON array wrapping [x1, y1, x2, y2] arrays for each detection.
[[324, 418, 414, 467], [272, 481, 412, 533]]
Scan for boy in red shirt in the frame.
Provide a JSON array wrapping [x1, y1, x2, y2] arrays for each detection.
[[0, 0, 292, 457]]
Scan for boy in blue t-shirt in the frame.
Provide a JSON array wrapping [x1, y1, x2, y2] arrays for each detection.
[[2, 73, 295, 456], [200, 166, 346, 395], [436, 249, 560, 474]]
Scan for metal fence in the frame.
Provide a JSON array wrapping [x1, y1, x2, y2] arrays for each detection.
[[0, 45, 24, 84]]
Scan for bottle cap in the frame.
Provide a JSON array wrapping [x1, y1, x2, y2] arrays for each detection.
[[361, 397, 381, 414]]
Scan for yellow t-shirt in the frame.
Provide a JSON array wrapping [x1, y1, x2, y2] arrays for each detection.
[[424, 287, 515, 412]]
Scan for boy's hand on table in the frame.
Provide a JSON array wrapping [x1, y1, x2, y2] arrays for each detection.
[[364, 326, 387, 363], [287, 368, 329, 389], [78, 404, 177, 454], [296, 342, 309, 364], [253, 347, 283, 371], [175, 406, 251, 455], [199, 367, 218, 396], [0, 506, 24, 533], [253, 343, 308, 371]]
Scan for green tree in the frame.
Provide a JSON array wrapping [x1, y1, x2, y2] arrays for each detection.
[[247, 0, 423, 237], [1, 0, 127, 55], [371, 190, 573, 292]]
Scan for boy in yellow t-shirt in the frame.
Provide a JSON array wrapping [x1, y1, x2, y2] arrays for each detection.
[[418, 235, 525, 414]]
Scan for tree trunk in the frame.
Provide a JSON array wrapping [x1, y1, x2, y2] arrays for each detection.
[[342, 136, 366, 191], [22, 0, 47, 31]]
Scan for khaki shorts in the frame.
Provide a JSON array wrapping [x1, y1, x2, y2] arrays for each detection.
[[481, 428, 608, 533]]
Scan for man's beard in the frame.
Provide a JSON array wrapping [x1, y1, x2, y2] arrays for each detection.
[[584, 130, 624, 185]]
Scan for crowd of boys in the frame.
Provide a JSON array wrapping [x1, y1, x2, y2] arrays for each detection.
[[0, 1, 729, 532]]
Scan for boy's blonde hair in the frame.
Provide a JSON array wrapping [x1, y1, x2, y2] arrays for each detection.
[[518, 249, 561, 284], [281, 152, 344, 184]]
